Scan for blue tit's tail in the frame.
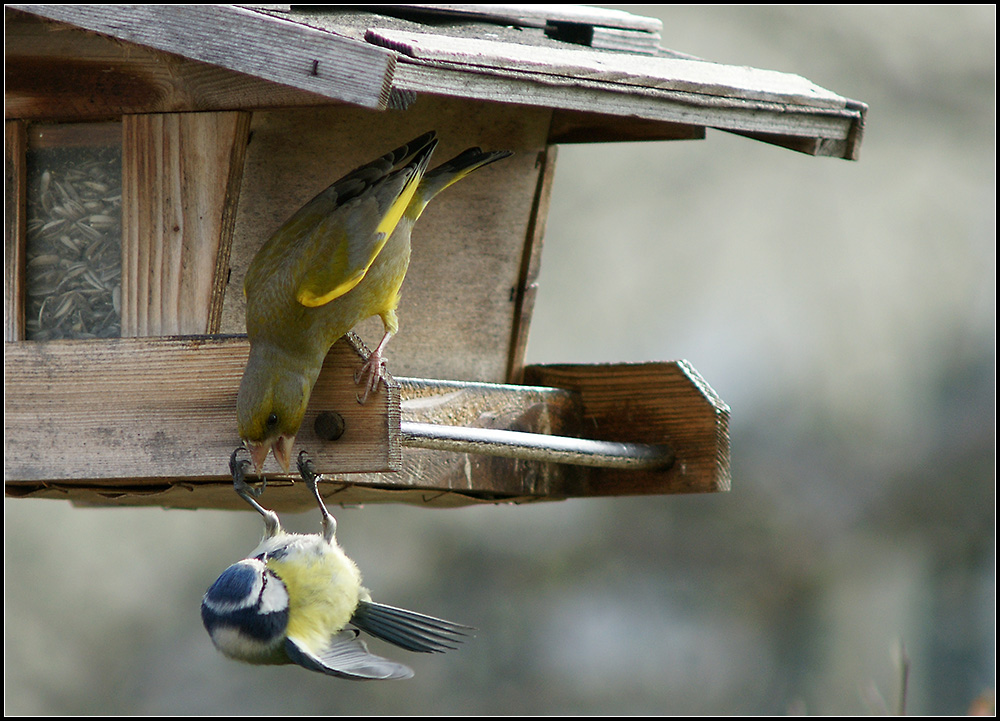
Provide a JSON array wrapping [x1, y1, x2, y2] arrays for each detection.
[[350, 600, 474, 653]]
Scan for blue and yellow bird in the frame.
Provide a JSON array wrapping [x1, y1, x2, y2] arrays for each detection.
[[202, 450, 471, 680], [237, 131, 513, 473]]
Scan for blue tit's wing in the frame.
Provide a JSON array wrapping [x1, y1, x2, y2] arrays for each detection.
[[350, 600, 474, 653], [285, 630, 413, 680]]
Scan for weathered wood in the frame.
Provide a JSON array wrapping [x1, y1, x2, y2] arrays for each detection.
[[391, 57, 864, 158], [5, 6, 865, 157], [4, 120, 27, 341], [220, 99, 552, 382], [523, 361, 731, 496], [5, 359, 730, 510], [121, 111, 251, 336], [549, 109, 706, 145], [396, 4, 662, 33], [3, 335, 398, 486], [369, 28, 847, 108], [4, 10, 337, 122], [506, 144, 556, 384], [7, 5, 396, 110], [392, 4, 663, 53]]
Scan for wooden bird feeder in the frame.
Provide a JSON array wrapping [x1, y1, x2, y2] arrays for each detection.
[[4, 5, 866, 511]]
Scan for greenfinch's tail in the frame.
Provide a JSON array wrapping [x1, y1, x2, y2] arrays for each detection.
[[410, 147, 514, 219]]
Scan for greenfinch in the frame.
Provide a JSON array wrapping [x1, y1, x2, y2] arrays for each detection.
[[237, 131, 512, 472]]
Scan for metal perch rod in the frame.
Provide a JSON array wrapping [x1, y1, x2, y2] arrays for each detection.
[[400, 421, 674, 470]]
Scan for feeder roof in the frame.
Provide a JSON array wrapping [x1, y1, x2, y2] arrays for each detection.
[[6, 4, 865, 157]]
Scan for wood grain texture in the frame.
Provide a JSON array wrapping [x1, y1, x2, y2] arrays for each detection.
[[220, 99, 552, 382], [4, 121, 27, 341], [4, 10, 342, 121], [389, 4, 662, 53], [369, 29, 847, 108], [5, 368, 577, 511], [7, 5, 396, 110], [6, 358, 730, 509], [506, 144, 556, 383], [523, 361, 732, 496], [121, 111, 251, 336], [394, 4, 663, 32], [3, 335, 397, 486], [548, 109, 706, 145]]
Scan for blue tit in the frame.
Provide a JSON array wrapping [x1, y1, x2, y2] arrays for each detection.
[[201, 449, 471, 680]]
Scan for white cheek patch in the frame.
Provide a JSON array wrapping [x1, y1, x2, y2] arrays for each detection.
[[258, 572, 290, 615]]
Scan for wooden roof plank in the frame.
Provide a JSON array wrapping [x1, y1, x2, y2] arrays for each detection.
[[367, 28, 847, 109], [391, 59, 862, 156], [8, 4, 397, 109], [391, 4, 663, 33]]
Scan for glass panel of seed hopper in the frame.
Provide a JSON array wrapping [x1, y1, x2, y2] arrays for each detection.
[[25, 123, 122, 340]]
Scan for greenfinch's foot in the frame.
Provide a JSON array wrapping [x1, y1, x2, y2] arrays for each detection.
[[354, 350, 386, 404]]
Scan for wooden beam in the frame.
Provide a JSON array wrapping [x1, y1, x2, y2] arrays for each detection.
[[506, 144, 556, 383], [7, 5, 396, 110], [121, 111, 251, 336], [6, 348, 729, 510], [4, 10, 338, 122], [549, 109, 706, 145], [3, 335, 399, 488], [371, 28, 847, 108]]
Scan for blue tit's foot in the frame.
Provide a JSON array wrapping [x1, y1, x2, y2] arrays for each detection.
[[230, 446, 266, 499], [297, 450, 337, 541], [230, 447, 280, 537]]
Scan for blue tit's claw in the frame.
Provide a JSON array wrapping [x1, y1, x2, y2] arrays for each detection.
[[231, 446, 267, 499], [297, 450, 317, 484], [231, 447, 279, 536], [296, 450, 337, 540]]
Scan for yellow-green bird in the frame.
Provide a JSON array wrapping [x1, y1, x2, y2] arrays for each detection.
[[237, 131, 512, 472]]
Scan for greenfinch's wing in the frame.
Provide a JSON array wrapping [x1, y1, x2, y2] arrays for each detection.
[[254, 132, 439, 309], [244, 132, 437, 305]]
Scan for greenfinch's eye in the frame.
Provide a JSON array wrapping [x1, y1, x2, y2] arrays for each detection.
[[266, 412, 279, 429]]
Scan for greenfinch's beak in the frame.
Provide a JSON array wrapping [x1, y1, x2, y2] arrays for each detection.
[[273, 435, 294, 474], [245, 440, 272, 475], [244, 436, 293, 474]]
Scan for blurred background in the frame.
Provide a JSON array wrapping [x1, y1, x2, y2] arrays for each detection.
[[5, 5, 995, 715]]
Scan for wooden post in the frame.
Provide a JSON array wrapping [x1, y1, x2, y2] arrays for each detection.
[[121, 111, 251, 336]]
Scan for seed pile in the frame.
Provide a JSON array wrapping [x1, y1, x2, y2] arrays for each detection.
[[25, 145, 122, 340]]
